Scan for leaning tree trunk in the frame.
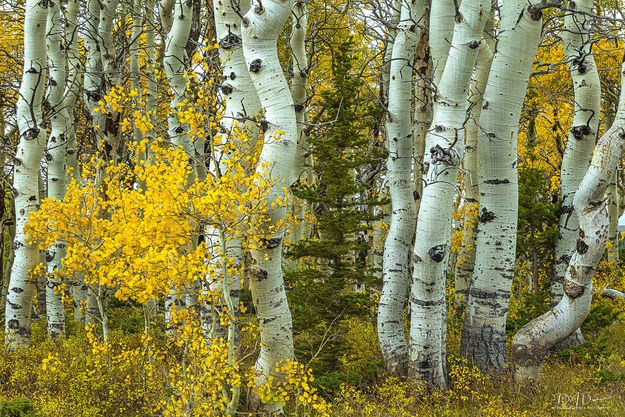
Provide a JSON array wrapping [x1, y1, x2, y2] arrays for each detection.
[[454, 14, 495, 314], [461, 0, 543, 374], [5, 0, 48, 350], [377, 0, 424, 376], [241, 1, 296, 413], [512, 51, 625, 381], [45, 0, 69, 338], [409, 0, 489, 388], [551, 0, 600, 349]]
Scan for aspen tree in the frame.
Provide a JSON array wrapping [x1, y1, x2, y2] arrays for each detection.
[[512, 47, 625, 381], [241, 0, 296, 412], [409, 0, 489, 387], [454, 14, 495, 313], [462, 0, 543, 373], [5, 0, 48, 349], [552, 0, 600, 348], [377, 0, 425, 376], [44, 0, 69, 338]]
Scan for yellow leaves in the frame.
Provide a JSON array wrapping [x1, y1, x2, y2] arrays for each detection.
[[254, 360, 331, 416]]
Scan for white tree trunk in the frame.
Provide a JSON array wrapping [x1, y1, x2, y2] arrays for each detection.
[[461, 0, 543, 373], [454, 16, 494, 313], [164, 0, 194, 156], [409, 0, 489, 387], [45, 0, 69, 338], [242, 1, 296, 412], [412, 11, 431, 203], [381, 0, 401, 108], [287, 0, 309, 245], [512, 54, 625, 380], [551, 0, 600, 349], [83, 0, 105, 139], [207, 0, 262, 334], [429, 0, 456, 87], [5, 0, 48, 350], [63, 0, 86, 321], [377, 0, 425, 376]]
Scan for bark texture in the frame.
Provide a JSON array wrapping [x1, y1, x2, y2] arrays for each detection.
[[512, 55, 625, 381], [409, 0, 489, 387], [454, 16, 494, 312], [5, 0, 48, 349], [461, 0, 542, 374], [378, 0, 425, 376], [242, 1, 296, 413]]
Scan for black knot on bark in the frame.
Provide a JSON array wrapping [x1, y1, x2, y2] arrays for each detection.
[[469, 40, 480, 49], [259, 119, 269, 133], [479, 207, 496, 223], [428, 244, 446, 262], [7, 319, 20, 330], [24, 128, 40, 140], [249, 59, 262, 73], [564, 279, 585, 298], [261, 237, 282, 249], [571, 125, 591, 139], [175, 126, 184, 134], [221, 83, 234, 95], [219, 32, 242, 50], [430, 144, 454, 165], [254, 4, 264, 14], [294, 103, 304, 112], [576, 238, 589, 254]]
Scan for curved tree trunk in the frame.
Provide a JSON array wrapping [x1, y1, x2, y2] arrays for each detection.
[[378, 0, 425, 376], [512, 52, 625, 381], [242, 1, 296, 413], [552, 0, 600, 350], [454, 16, 495, 314], [409, 0, 489, 387], [461, 0, 543, 374], [5, 0, 48, 350]]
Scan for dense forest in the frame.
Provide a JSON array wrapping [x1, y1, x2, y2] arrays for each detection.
[[1, 0, 625, 415]]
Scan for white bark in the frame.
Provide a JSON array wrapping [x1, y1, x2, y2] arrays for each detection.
[[551, 0, 600, 348], [377, 0, 425, 376], [454, 16, 495, 312], [45, 0, 69, 338], [5, 0, 48, 349], [130, 0, 144, 143], [412, 12, 431, 202], [381, 0, 402, 107], [241, 1, 296, 412], [164, 0, 194, 155], [409, 0, 489, 387], [83, 0, 105, 139], [512, 56, 625, 380], [461, 0, 543, 373], [207, 0, 262, 335], [63, 0, 86, 320], [552, 0, 600, 304], [429, 0, 456, 87], [287, 0, 309, 245]]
